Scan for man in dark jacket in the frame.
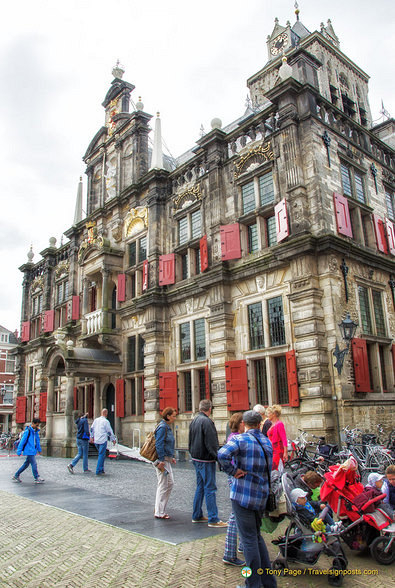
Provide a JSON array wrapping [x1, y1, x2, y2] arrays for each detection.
[[12, 418, 44, 483], [188, 399, 227, 528], [68, 412, 91, 474]]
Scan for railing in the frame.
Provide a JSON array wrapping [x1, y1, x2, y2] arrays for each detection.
[[85, 309, 103, 335]]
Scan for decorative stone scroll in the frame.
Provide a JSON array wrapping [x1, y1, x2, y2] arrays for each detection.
[[55, 261, 70, 279], [125, 207, 148, 237], [31, 276, 44, 292], [234, 141, 274, 179], [78, 221, 106, 263], [173, 185, 202, 211]]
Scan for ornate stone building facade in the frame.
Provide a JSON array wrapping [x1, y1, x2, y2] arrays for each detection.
[[13, 14, 395, 456]]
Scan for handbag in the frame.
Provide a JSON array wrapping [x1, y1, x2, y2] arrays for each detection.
[[140, 423, 168, 462], [252, 434, 277, 513]]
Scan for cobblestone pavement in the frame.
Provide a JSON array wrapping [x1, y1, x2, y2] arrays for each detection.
[[0, 452, 393, 587]]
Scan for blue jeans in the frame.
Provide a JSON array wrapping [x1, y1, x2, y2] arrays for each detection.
[[71, 439, 89, 471], [192, 460, 219, 524], [15, 455, 39, 480], [232, 500, 277, 588], [95, 442, 107, 474]]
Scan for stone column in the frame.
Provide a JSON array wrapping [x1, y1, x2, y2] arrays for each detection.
[[64, 373, 75, 455], [45, 376, 55, 441], [94, 378, 101, 417], [101, 268, 110, 330]]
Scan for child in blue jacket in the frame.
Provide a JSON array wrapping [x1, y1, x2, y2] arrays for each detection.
[[12, 418, 45, 483]]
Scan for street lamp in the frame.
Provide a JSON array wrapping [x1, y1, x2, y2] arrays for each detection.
[[333, 313, 358, 375]]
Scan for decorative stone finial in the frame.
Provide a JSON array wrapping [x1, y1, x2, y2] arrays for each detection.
[[278, 55, 293, 81], [49, 237, 57, 248], [112, 60, 125, 79], [211, 118, 222, 130], [135, 96, 144, 111], [27, 244, 34, 262], [66, 340, 74, 350], [274, 17, 279, 24]]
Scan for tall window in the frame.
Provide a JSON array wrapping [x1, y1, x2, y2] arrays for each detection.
[[259, 170, 275, 207], [127, 335, 145, 372], [266, 216, 277, 247], [177, 209, 202, 245], [248, 303, 264, 350], [358, 286, 386, 337], [128, 236, 147, 266], [340, 162, 366, 204], [180, 318, 206, 363], [255, 359, 268, 405], [268, 296, 286, 346], [275, 356, 289, 404], [239, 170, 274, 215], [385, 188, 395, 221], [248, 224, 259, 253], [241, 181, 255, 215], [31, 293, 43, 316], [56, 280, 69, 305]]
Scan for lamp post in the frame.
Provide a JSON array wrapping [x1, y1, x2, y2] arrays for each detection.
[[331, 313, 358, 445]]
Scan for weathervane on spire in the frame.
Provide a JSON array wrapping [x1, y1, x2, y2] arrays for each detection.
[[294, 1, 300, 21]]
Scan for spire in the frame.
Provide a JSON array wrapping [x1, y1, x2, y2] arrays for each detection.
[[150, 113, 164, 170], [294, 1, 300, 21], [73, 177, 83, 225]]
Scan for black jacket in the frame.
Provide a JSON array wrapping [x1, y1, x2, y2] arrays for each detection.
[[188, 412, 219, 461], [76, 416, 90, 440]]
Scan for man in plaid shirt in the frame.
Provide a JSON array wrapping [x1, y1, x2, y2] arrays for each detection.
[[218, 410, 277, 588]]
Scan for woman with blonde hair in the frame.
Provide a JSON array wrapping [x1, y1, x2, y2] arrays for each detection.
[[154, 407, 177, 519], [267, 404, 288, 470]]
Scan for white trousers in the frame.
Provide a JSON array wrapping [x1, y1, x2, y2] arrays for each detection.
[[154, 459, 174, 517]]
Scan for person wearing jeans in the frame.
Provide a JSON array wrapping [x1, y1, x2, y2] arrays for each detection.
[[188, 399, 227, 528], [90, 408, 116, 475], [218, 410, 277, 588], [13, 418, 44, 484], [68, 412, 90, 474]]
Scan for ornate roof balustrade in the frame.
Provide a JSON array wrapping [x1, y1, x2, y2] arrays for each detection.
[[227, 110, 278, 159]]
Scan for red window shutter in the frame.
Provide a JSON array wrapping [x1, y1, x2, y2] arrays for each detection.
[[43, 310, 55, 333], [87, 384, 94, 419], [115, 379, 125, 418], [225, 360, 249, 411], [39, 392, 47, 422], [73, 387, 78, 410], [200, 235, 209, 272], [117, 273, 126, 302], [205, 363, 211, 400], [159, 254, 175, 286], [220, 224, 241, 261], [72, 295, 80, 320], [333, 192, 353, 237], [275, 198, 289, 243], [16, 396, 27, 424], [373, 214, 389, 254], [286, 350, 299, 407], [352, 338, 372, 393], [385, 219, 395, 256], [21, 321, 30, 342], [142, 260, 149, 291], [158, 371, 178, 412]]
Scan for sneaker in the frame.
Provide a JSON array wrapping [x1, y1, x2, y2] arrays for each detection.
[[12, 475, 21, 483], [34, 478, 45, 484], [67, 464, 74, 474], [237, 547, 244, 553], [192, 516, 209, 523], [222, 556, 246, 566], [208, 520, 228, 528], [84, 469, 92, 473]]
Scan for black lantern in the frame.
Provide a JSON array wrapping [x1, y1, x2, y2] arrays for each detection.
[[338, 313, 358, 344], [333, 313, 358, 375]]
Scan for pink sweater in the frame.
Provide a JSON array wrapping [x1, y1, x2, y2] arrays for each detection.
[[267, 420, 287, 449]]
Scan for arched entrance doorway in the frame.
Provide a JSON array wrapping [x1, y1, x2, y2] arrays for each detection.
[[105, 383, 115, 431]]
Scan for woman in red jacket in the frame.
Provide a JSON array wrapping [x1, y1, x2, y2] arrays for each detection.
[[267, 405, 288, 470]]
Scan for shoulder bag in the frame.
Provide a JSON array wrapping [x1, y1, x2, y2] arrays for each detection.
[[140, 422, 168, 462], [252, 433, 277, 512]]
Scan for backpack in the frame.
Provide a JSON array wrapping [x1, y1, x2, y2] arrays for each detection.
[[140, 423, 168, 461]]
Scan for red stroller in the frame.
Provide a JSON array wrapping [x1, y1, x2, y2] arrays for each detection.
[[321, 459, 395, 565]]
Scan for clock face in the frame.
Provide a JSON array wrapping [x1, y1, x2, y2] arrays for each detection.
[[270, 33, 288, 55]]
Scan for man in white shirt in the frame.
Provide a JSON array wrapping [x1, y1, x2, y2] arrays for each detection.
[[91, 408, 116, 476]]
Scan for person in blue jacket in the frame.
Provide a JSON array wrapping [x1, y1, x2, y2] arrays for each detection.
[[12, 418, 45, 483], [67, 412, 91, 474], [154, 407, 177, 519]]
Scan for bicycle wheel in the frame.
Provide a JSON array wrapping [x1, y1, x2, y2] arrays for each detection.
[[369, 536, 395, 565], [367, 450, 393, 474]]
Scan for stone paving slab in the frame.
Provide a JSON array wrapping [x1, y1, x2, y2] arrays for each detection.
[[0, 490, 392, 588]]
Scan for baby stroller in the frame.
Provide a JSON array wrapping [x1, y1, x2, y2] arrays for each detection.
[[321, 460, 395, 565], [272, 473, 348, 586]]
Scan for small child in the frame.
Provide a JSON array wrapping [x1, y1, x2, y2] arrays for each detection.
[[354, 473, 394, 519], [290, 488, 337, 529]]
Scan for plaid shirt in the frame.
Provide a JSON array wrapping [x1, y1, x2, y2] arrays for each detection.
[[218, 429, 273, 511]]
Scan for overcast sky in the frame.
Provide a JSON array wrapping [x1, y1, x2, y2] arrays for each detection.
[[1, 0, 394, 332]]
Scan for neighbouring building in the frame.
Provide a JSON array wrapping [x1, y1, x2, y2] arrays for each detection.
[[0, 326, 17, 432], [12, 9, 395, 457]]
